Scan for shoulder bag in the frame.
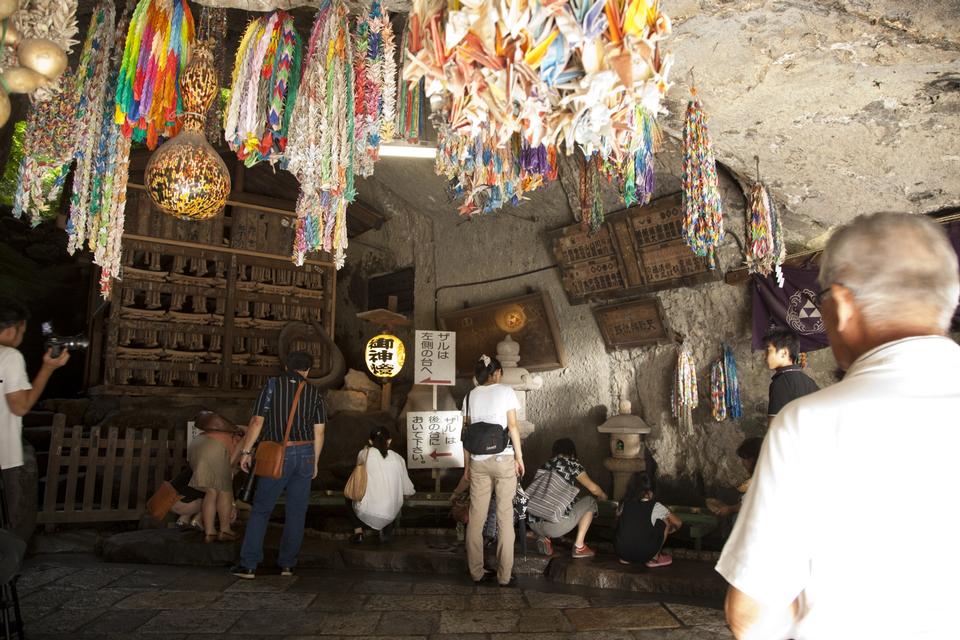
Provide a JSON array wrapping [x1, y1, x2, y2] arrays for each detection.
[[344, 447, 369, 501], [254, 380, 306, 479], [525, 468, 580, 523], [460, 390, 510, 455]]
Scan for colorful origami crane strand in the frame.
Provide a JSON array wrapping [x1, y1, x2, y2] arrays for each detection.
[[286, 0, 356, 268], [114, 0, 194, 150], [67, 1, 117, 254], [353, 1, 394, 177], [224, 10, 302, 167], [710, 357, 726, 422], [91, 5, 136, 298], [681, 89, 724, 269], [672, 345, 698, 431], [723, 344, 742, 420]]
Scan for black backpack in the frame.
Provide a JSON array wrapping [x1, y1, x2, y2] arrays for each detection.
[[461, 389, 509, 455]]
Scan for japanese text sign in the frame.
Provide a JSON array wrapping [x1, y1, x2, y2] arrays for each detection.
[[413, 330, 456, 385], [407, 411, 464, 469]]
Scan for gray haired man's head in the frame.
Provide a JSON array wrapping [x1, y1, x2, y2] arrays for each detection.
[[819, 213, 959, 332]]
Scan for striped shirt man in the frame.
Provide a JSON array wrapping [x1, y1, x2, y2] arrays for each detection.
[[253, 373, 327, 443]]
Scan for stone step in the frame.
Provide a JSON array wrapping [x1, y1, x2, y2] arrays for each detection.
[[546, 555, 727, 599], [99, 527, 723, 598]]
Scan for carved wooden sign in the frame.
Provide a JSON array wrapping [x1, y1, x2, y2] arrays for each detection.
[[438, 291, 567, 377], [593, 298, 670, 350], [547, 193, 718, 305]]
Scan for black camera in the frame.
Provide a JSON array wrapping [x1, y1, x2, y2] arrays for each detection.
[[46, 335, 89, 358], [42, 322, 89, 357]]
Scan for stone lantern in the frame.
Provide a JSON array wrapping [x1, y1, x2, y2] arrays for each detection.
[[598, 400, 652, 500], [495, 334, 543, 439]]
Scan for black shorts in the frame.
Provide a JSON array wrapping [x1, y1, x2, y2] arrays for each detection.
[[615, 518, 666, 564]]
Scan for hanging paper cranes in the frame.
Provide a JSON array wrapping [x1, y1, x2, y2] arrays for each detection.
[[285, 0, 356, 268], [681, 87, 724, 269], [745, 159, 786, 284], [114, 0, 195, 150], [401, 0, 674, 217], [224, 10, 302, 167], [353, 1, 396, 177]]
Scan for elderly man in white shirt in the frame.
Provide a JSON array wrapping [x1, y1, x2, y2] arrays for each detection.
[[717, 212, 960, 639]]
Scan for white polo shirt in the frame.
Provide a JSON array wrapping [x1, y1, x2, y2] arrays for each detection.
[[717, 335, 960, 639], [0, 345, 31, 470]]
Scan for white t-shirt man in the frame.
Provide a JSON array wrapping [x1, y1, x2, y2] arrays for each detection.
[[0, 345, 31, 470], [462, 383, 519, 461], [716, 336, 960, 639]]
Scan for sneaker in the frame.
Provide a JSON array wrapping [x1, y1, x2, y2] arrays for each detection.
[[645, 553, 673, 568], [280, 567, 295, 577], [572, 544, 596, 559], [230, 565, 255, 579], [535, 536, 554, 556]]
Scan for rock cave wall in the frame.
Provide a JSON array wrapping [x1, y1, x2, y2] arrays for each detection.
[[341, 145, 835, 503]]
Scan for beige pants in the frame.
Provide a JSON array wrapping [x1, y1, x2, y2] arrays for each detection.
[[466, 455, 517, 584]]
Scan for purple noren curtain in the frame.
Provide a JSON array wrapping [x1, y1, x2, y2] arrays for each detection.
[[751, 266, 829, 352]]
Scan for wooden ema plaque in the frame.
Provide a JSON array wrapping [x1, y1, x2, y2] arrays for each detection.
[[593, 298, 670, 350], [548, 193, 717, 305]]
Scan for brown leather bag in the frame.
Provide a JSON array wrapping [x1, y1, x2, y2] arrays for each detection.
[[254, 381, 306, 479], [343, 448, 369, 501], [146, 481, 182, 521]]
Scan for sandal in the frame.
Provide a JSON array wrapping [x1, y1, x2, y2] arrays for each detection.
[[204, 533, 218, 544], [218, 531, 237, 542]]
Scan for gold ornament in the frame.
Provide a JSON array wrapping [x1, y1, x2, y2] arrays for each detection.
[[0, 89, 9, 127], [1, 65, 43, 93], [3, 23, 20, 47], [0, 0, 18, 22], [18, 37, 67, 80], [144, 40, 230, 221]]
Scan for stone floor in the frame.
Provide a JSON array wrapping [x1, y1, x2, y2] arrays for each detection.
[[15, 554, 733, 639]]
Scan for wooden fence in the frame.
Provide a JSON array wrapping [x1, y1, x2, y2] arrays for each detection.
[[38, 414, 187, 528]]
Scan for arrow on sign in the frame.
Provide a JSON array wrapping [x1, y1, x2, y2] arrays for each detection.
[[429, 450, 453, 460], [421, 377, 453, 384]]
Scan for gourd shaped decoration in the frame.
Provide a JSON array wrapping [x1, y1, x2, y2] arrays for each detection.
[[144, 40, 230, 220]]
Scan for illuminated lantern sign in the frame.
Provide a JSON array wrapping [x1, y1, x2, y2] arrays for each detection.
[[365, 333, 405, 379]]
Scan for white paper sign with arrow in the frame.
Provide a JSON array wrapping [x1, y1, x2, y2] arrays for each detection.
[[406, 410, 464, 469]]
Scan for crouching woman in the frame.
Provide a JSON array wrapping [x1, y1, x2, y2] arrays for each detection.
[[347, 427, 415, 543]]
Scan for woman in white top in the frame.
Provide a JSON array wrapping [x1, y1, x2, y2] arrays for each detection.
[[347, 427, 415, 543], [463, 355, 525, 587]]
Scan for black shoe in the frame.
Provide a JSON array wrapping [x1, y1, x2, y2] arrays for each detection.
[[378, 530, 392, 544], [472, 570, 495, 585], [499, 577, 517, 588], [280, 567, 294, 577], [230, 565, 255, 580], [349, 532, 364, 544]]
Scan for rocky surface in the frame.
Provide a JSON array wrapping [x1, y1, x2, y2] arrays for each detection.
[[332, 0, 959, 501]]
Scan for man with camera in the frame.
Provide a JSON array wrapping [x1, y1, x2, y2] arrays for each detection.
[[0, 298, 70, 539]]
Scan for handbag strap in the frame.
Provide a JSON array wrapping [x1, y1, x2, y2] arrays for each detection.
[[281, 381, 306, 446]]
